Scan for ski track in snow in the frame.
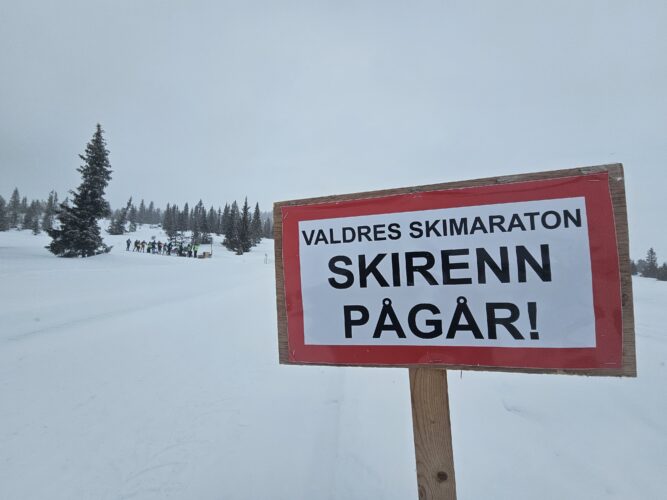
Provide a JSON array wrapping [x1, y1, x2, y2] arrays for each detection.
[[1, 227, 666, 499]]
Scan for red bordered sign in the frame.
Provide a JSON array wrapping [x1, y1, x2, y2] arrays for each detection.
[[274, 165, 635, 376]]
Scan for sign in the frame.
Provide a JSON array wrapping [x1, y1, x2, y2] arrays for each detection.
[[274, 164, 635, 376]]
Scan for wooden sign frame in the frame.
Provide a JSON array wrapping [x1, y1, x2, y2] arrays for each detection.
[[274, 164, 635, 378]]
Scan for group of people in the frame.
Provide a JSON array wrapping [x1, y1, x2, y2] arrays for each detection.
[[126, 238, 202, 258]]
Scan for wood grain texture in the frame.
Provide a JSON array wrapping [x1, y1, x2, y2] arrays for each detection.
[[410, 368, 457, 500], [273, 163, 636, 376]]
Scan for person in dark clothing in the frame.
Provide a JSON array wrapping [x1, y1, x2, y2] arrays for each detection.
[[126, 238, 131, 251]]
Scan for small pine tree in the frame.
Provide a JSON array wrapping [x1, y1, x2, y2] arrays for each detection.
[[215, 207, 223, 235], [147, 201, 155, 225], [128, 203, 137, 232], [644, 248, 658, 278], [42, 191, 59, 232], [238, 197, 252, 254], [8, 188, 20, 228], [20, 196, 28, 217], [221, 203, 231, 236], [138, 199, 146, 225], [0, 196, 8, 231], [47, 124, 113, 257], [250, 202, 262, 246], [208, 206, 217, 235], [223, 201, 240, 252]]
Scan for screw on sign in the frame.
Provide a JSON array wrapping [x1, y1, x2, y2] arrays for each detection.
[[274, 164, 635, 500]]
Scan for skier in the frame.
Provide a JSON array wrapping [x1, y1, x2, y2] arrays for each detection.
[[134, 240, 140, 252], [157, 241, 163, 254], [141, 240, 146, 252], [193, 243, 199, 258], [126, 238, 131, 251]]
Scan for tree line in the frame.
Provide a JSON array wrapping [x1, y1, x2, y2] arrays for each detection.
[[631, 248, 667, 281], [0, 187, 60, 234], [1, 124, 273, 257]]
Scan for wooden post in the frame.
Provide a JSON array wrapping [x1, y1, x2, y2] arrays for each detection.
[[409, 368, 457, 500]]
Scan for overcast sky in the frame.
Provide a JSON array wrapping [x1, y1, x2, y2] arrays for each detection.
[[1, 0, 665, 257]]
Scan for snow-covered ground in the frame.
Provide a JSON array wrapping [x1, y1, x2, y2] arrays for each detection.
[[0, 228, 665, 499]]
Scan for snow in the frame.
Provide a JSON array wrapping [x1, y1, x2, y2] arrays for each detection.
[[1, 228, 666, 499]]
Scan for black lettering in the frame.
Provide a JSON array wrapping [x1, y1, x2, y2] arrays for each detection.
[[541, 211, 561, 229], [344, 305, 369, 338], [489, 215, 506, 233], [476, 247, 510, 283], [358, 226, 372, 242], [517, 245, 551, 282], [301, 230, 316, 246], [524, 212, 540, 230], [328, 228, 341, 244], [470, 216, 488, 234], [406, 251, 438, 286], [441, 249, 473, 285], [373, 224, 387, 241], [486, 303, 524, 339], [328, 256, 354, 289], [359, 254, 389, 288], [507, 214, 526, 231], [563, 209, 582, 228], [425, 220, 442, 237], [314, 229, 328, 245], [388, 223, 401, 240], [342, 227, 356, 243], [408, 304, 443, 339], [373, 298, 406, 338], [391, 252, 401, 287], [409, 221, 423, 238], [449, 218, 468, 236], [446, 296, 483, 339]]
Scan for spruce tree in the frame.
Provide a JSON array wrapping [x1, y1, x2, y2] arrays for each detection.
[[128, 203, 137, 232], [47, 124, 113, 257], [645, 248, 658, 278], [224, 201, 240, 252], [238, 197, 252, 253], [8, 188, 20, 228], [0, 196, 8, 231], [250, 202, 262, 246], [20, 196, 28, 218], [147, 201, 155, 224], [208, 206, 217, 235], [138, 200, 146, 225], [215, 207, 223, 235], [191, 200, 204, 244], [42, 191, 58, 232], [221, 203, 231, 236]]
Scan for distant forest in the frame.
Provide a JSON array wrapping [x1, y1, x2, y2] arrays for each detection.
[[0, 187, 273, 255], [2, 186, 666, 278]]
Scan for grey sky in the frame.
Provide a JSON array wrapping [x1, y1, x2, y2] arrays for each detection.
[[1, 0, 665, 258]]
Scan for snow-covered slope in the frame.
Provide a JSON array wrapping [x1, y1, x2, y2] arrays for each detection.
[[0, 229, 665, 499]]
